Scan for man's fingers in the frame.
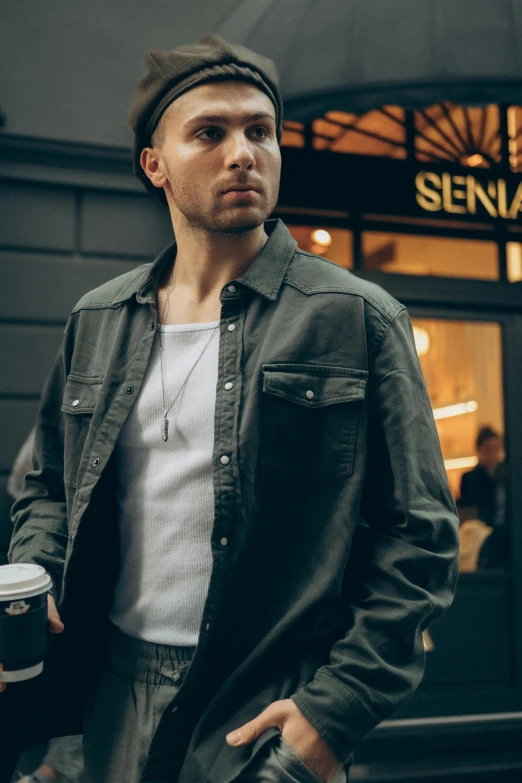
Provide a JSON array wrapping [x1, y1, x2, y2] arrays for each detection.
[[226, 701, 287, 746], [0, 681, 6, 693], [47, 595, 64, 634]]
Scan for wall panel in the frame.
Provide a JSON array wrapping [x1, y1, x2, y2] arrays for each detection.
[[0, 325, 64, 396], [0, 400, 41, 472], [0, 182, 76, 252], [81, 191, 172, 257], [0, 250, 143, 322]]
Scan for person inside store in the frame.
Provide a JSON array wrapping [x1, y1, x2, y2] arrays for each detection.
[[459, 425, 507, 568], [3, 34, 459, 783]]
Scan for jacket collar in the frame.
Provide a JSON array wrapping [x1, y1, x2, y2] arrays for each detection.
[[236, 219, 297, 301], [110, 219, 297, 306]]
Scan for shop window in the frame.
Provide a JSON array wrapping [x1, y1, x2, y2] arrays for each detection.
[[506, 242, 522, 282], [508, 107, 522, 173], [281, 107, 407, 158], [281, 121, 306, 149], [415, 105, 500, 167], [412, 317, 507, 571], [313, 108, 407, 158], [281, 103, 522, 172], [286, 225, 353, 269], [362, 232, 498, 279]]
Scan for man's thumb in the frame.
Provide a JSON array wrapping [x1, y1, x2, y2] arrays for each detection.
[[226, 704, 280, 746]]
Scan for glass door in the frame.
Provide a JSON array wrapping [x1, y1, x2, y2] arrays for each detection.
[[411, 316, 508, 570], [393, 308, 522, 719]]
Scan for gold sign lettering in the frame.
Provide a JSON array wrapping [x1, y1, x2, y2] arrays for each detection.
[[467, 178, 497, 218], [415, 171, 442, 211], [508, 182, 522, 219], [497, 179, 509, 219], [416, 170, 522, 220], [442, 172, 466, 214]]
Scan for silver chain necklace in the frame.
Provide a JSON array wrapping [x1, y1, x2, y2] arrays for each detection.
[[158, 265, 219, 442]]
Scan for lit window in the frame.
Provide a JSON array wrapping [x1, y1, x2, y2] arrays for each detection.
[[362, 233, 498, 280], [507, 242, 522, 282], [412, 317, 507, 570], [286, 225, 353, 269]]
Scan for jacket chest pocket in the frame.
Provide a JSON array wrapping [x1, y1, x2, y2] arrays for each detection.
[[61, 375, 103, 487], [259, 364, 368, 484]]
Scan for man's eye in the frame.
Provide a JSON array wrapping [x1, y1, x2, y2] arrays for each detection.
[[198, 128, 222, 140], [251, 126, 269, 139]]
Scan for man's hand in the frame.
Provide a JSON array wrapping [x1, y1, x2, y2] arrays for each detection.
[[0, 594, 63, 693], [47, 594, 64, 635], [226, 699, 343, 783]]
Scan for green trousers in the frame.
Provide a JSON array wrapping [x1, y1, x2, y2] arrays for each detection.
[[82, 624, 347, 783], [82, 624, 195, 783]]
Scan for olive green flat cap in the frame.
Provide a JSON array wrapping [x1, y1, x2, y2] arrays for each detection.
[[128, 34, 283, 204]]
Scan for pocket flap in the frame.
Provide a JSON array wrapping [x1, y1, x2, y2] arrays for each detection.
[[262, 364, 368, 407], [61, 375, 103, 414]]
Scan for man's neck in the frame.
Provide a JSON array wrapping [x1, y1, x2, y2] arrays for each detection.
[[158, 221, 268, 325]]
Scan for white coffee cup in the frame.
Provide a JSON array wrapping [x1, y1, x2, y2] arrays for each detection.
[[0, 564, 52, 682]]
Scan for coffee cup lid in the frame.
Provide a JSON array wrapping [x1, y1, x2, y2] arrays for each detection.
[[0, 564, 52, 598]]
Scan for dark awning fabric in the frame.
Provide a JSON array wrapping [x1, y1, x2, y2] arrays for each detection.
[[216, 0, 522, 119]]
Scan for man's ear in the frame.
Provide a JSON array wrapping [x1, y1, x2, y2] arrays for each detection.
[[140, 147, 168, 188]]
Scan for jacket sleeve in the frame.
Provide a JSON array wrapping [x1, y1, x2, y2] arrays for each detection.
[[9, 328, 72, 604], [291, 307, 460, 763]]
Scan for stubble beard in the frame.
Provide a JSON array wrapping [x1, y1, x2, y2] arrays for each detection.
[[169, 177, 278, 236]]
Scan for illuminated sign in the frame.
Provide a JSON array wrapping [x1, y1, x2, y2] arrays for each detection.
[[415, 171, 522, 220]]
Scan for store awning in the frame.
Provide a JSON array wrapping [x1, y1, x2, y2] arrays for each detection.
[[216, 0, 522, 120]]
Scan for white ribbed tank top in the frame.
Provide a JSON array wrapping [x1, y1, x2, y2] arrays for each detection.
[[109, 320, 220, 645]]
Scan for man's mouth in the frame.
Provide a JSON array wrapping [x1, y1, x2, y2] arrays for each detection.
[[222, 185, 260, 194]]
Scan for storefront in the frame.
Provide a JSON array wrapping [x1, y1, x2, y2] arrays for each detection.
[[1, 95, 522, 780], [273, 102, 522, 780]]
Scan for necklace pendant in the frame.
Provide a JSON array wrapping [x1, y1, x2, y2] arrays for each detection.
[[161, 415, 169, 442]]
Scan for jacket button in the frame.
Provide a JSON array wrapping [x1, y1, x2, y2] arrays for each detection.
[[72, 399, 80, 407], [220, 537, 228, 547], [171, 705, 179, 714], [227, 285, 237, 294], [224, 381, 234, 390], [305, 390, 315, 400], [227, 323, 237, 332], [220, 455, 230, 465], [92, 458, 100, 467], [125, 385, 134, 394], [205, 623, 210, 632]]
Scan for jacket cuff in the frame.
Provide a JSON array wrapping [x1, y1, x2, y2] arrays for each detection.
[[291, 669, 379, 763]]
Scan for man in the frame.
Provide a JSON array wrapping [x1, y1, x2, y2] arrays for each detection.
[[460, 426, 506, 567], [5, 35, 459, 783]]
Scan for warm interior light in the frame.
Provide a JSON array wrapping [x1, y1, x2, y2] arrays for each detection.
[[310, 243, 327, 255], [507, 242, 522, 282], [412, 326, 430, 357], [508, 107, 518, 170], [432, 400, 478, 420], [311, 229, 332, 246], [464, 153, 485, 167], [444, 456, 479, 471]]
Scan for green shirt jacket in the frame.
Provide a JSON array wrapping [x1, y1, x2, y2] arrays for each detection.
[[8, 220, 459, 783]]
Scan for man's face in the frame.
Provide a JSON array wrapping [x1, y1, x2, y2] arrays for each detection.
[[144, 81, 281, 233], [478, 436, 502, 469]]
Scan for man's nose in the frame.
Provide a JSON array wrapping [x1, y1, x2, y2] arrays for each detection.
[[226, 133, 256, 170]]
